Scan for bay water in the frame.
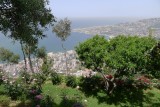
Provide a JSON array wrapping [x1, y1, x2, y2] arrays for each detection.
[[0, 17, 139, 59]]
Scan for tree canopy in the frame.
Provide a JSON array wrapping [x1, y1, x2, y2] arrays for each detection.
[[105, 36, 156, 76], [148, 42, 160, 78], [0, 47, 20, 63], [53, 18, 71, 41], [0, 0, 55, 44], [76, 35, 158, 78], [75, 35, 108, 71]]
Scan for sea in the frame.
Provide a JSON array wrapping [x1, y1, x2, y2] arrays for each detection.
[[0, 17, 140, 59]]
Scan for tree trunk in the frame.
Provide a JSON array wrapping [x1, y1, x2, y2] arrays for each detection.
[[28, 47, 34, 73], [36, 58, 40, 71], [98, 69, 116, 95], [61, 41, 69, 75], [20, 41, 27, 70]]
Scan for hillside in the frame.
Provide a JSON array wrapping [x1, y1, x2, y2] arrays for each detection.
[[73, 18, 160, 38]]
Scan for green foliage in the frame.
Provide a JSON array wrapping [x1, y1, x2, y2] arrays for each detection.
[[105, 36, 156, 76], [0, 95, 11, 107], [0, 84, 6, 95], [51, 72, 62, 85], [76, 35, 157, 77], [148, 42, 160, 78], [151, 79, 160, 89], [59, 94, 85, 107], [35, 46, 47, 59], [9, 54, 20, 64], [0, 0, 55, 44], [0, 47, 20, 63], [0, 47, 12, 62], [4, 79, 24, 100], [40, 94, 55, 107], [53, 18, 71, 75], [65, 75, 77, 88], [58, 87, 85, 107], [19, 70, 31, 84], [53, 18, 71, 41], [78, 75, 104, 96], [41, 58, 53, 77], [32, 73, 47, 88], [75, 35, 108, 71], [42, 83, 160, 107]]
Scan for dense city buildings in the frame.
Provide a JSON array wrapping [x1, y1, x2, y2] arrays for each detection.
[[0, 50, 96, 77]]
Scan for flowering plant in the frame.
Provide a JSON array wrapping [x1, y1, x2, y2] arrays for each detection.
[[35, 94, 43, 100]]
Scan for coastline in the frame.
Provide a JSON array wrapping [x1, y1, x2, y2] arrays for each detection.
[[73, 18, 160, 38]]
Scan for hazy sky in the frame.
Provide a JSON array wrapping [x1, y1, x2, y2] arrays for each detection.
[[49, 0, 160, 18]]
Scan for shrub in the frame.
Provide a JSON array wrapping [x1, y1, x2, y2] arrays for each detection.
[[4, 77, 30, 100], [32, 73, 46, 87], [40, 94, 54, 107], [0, 95, 10, 107], [16, 99, 33, 107], [78, 75, 104, 95], [151, 79, 160, 89], [51, 72, 62, 85], [134, 76, 151, 89], [4, 79, 24, 100], [19, 70, 31, 84], [65, 75, 77, 88], [28, 87, 43, 107], [72, 102, 86, 107], [0, 84, 7, 95]]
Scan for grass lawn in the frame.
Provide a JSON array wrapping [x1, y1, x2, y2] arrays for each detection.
[[0, 82, 160, 107], [42, 82, 160, 107]]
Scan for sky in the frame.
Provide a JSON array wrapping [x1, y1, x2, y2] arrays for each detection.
[[49, 0, 160, 18]]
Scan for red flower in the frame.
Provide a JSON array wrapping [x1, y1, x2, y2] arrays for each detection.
[[105, 75, 113, 79], [116, 79, 124, 85]]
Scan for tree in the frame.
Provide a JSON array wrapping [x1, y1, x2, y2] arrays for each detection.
[[0, 47, 13, 63], [105, 36, 156, 77], [75, 35, 111, 93], [0, 47, 20, 76], [0, 0, 55, 71], [0, 47, 19, 64], [76, 35, 157, 94], [148, 41, 160, 78], [0, 0, 55, 44], [34, 46, 47, 70], [52, 18, 71, 75], [53, 18, 71, 42], [75, 35, 108, 71], [35, 47, 47, 60], [24, 43, 38, 73], [9, 54, 20, 64]]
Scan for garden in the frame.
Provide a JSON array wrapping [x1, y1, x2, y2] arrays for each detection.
[[0, 1, 160, 106], [0, 35, 160, 107]]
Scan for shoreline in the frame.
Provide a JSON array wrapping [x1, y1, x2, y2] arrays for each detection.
[[73, 18, 160, 38]]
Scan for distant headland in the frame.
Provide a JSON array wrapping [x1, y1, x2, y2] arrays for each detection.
[[73, 18, 160, 38]]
